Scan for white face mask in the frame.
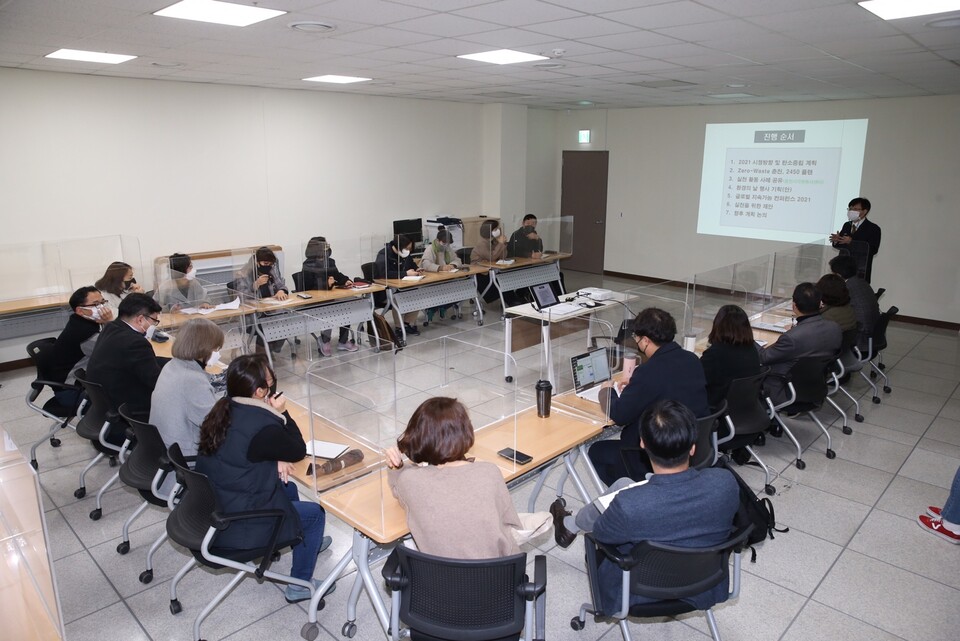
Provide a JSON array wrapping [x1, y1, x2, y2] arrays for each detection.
[[82, 304, 104, 321], [847, 209, 861, 222], [491, 228, 501, 238], [145, 323, 157, 340], [206, 350, 221, 368], [184, 267, 197, 281], [400, 249, 410, 258]]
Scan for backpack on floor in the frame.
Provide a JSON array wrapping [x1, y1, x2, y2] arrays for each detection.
[[717, 455, 788, 562], [366, 312, 399, 352]]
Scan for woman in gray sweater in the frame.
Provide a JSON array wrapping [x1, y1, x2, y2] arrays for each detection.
[[385, 397, 521, 559]]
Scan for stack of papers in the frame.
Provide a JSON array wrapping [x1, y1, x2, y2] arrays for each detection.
[[402, 275, 424, 281], [179, 297, 241, 315], [495, 259, 515, 265], [305, 440, 349, 460]]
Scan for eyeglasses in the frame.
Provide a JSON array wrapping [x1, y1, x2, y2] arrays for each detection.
[[145, 315, 161, 325], [86, 300, 107, 307]]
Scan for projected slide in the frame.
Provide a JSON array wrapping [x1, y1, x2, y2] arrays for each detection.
[[697, 119, 868, 243]]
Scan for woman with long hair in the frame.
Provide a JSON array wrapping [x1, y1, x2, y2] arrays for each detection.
[[95, 260, 143, 318]]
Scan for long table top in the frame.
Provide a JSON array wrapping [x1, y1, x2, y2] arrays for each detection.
[[472, 252, 571, 271], [374, 265, 488, 290], [0, 294, 69, 316]]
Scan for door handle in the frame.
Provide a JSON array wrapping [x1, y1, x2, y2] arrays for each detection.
[[595, 220, 603, 224]]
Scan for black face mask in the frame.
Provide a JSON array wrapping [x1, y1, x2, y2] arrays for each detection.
[[269, 380, 278, 396], [258, 265, 273, 275], [123, 278, 136, 289]]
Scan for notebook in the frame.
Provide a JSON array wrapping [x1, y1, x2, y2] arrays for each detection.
[[571, 348, 612, 403], [305, 440, 349, 460]]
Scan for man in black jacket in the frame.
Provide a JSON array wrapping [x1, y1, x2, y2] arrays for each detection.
[[830, 197, 881, 282], [43, 286, 113, 406], [507, 214, 544, 259]]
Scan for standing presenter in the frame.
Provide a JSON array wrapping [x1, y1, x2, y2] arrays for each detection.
[[830, 197, 881, 283]]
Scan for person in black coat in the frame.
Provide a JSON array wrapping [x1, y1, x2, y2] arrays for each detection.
[[374, 235, 421, 335], [700, 305, 762, 410], [302, 236, 357, 354], [85, 293, 166, 444], [830, 197, 881, 283], [588, 308, 709, 486], [506, 214, 544, 259], [196, 355, 332, 603]]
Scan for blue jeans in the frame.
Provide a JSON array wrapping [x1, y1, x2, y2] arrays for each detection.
[[282, 482, 326, 581], [943, 465, 960, 524]]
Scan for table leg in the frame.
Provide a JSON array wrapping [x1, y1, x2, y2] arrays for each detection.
[[562, 449, 595, 504], [306, 547, 353, 624], [351, 531, 391, 634], [579, 442, 606, 496], [504, 316, 513, 382], [526, 459, 563, 512]]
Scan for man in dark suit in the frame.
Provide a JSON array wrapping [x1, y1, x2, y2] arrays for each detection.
[[587, 307, 708, 486], [506, 214, 544, 258], [759, 282, 843, 405], [830, 197, 881, 282], [829, 254, 880, 352], [86, 293, 166, 443]]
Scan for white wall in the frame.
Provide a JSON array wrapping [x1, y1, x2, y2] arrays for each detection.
[[549, 96, 960, 324]]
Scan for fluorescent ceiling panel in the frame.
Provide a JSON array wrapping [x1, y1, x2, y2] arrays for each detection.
[[45, 48, 137, 64], [858, 0, 960, 20], [303, 75, 372, 84], [154, 0, 286, 27], [457, 49, 549, 65]]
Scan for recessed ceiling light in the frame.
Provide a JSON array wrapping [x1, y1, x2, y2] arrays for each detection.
[[457, 49, 549, 65], [154, 0, 286, 27], [858, 0, 960, 20], [926, 15, 960, 26], [150, 61, 184, 68], [725, 83, 749, 88], [534, 62, 565, 70], [708, 92, 756, 98], [289, 21, 336, 33], [303, 75, 372, 84], [45, 48, 136, 64], [577, 100, 594, 106], [629, 79, 696, 89]]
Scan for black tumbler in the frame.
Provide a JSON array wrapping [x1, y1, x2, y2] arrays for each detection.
[[536, 379, 553, 418]]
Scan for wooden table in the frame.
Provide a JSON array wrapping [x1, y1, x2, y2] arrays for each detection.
[[473, 253, 571, 311], [0, 294, 68, 315], [374, 267, 487, 344], [0, 294, 70, 344], [302, 403, 606, 639]]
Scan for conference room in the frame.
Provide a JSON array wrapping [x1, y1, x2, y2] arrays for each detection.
[[1, 1, 959, 641]]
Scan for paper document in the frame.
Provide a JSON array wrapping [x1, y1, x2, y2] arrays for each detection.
[[594, 479, 648, 512], [305, 440, 350, 460], [259, 297, 286, 306], [179, 297, 242, 315], [401, 275, 424, 281], [351, 283, 371, 290], [495, 259, 515, 265]]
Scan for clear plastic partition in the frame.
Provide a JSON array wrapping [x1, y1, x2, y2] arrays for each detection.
[[769, 239, 832, 307], [688, 254, 772, 352], [547, 314, 617, 425], [158, 275, 248, 356], [621, 281, 693, 347], [298, 236, 366, 292], [500, 214, 573, 259], [532, 215, 574, 257], [52, 235, 142, 292], [0, 241, 66, 302]]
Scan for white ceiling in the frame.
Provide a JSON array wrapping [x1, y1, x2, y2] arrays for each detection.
[[2, 0, 959, 108]]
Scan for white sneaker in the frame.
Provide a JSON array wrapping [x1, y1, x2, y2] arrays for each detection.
[[338, 340, 359, 352], [319, 341, 332, 357]]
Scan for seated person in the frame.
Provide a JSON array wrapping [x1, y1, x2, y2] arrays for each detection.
[[374, 235, 421, 336], [759, 282, 843, 405], [828, 254, 879, 353], [95, 261, 144, 319], [86, 293, 167, 441], [384, 397, 521, 559], [43, 286, 114, 407], [234, 247, 289, 301], [301, 237, 358, 355], [150, 318, 223, 459], [562, 400, 739, 615], [156, 253, 211, 312], [507, 214, 543, 259], [700, 304, 762, 410], [471, 219, 507, 303], [419, 229, 462, 272], [817, 273, 858, 334], [588, 308, 708, 486], [196, 355, 333, 603]]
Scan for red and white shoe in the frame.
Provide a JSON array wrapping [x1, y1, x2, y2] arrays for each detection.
[[917, 514, 960, 544], [926, 506, 942, 518]]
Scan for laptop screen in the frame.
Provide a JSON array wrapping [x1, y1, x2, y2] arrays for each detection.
[[530, 283, 558, 310], [571, 348, 611, 392]]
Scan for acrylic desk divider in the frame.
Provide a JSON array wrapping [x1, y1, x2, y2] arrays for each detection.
[[0, 425, 66, 640], [769, 239, 833, 305], [155, 275, 249, 357], [688, 254, 773, 353], [621, 280, 694, 349], [549, 314, 617, 427], [54, 235, 143, 293]]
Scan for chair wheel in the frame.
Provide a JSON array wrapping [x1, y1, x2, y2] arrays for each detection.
[[826, 449, 836, 459], [50, 437, 61, 447], [842, 425, 853, 435], [116, 541, 130, 555], [854, 414, 864, 423], [870, 371, 877, 379], [139, 570, 153, 584], [872, 396, 881, 404], [170, 599, 182, 615], [765, 485, 776, 496], [89, 508, 102, 521], [795, 459, 806, 470], [883, 386, 891, 394], [342, 622, 357, 638], [505, 376, 513, 383], [30, 459, 38, 470], [571, 617, 585, 631], [477, 319, 483, 326], [108, 456, 118, 468], [301, 623, 320, 641], [74, 487, 86, 499], [878, 363, 886, 370]]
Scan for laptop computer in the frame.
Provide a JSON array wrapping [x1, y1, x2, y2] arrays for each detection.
[[529, 282, 581, 316], [571, 347, 612, 403]]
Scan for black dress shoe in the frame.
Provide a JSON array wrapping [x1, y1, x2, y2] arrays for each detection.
[[754, 432, 766, 447], [768, 422, 783, 438], [549, 498, 576, 549], [731, 448, 752, 466]]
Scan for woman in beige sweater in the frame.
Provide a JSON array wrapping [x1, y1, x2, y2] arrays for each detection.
[[385, 397, 522, 559]]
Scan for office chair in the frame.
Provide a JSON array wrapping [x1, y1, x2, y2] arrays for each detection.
[[455, 247, 472, 264], [72, 369, 131, 520], [829, 328, 863, 426], [765, 357, 841, 471], [24, 338, 85, 470], [619, 403, 726, 482], [864, 306, 897, 401], [115, 405, 175, 557], [165, 443, 321, 641], [381, 546, 547, 641], [717, 369, 777, 496], [361, 261, 387, 309], [292, 271, 305, 291], [572, 526, 753, 641]]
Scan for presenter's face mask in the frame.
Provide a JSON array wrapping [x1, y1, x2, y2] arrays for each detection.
[[847, 209, 861, 222]]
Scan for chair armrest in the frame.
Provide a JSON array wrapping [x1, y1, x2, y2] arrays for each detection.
[[381, 549, 407, 591], [32, 379, 80, 393], [211, 508, 289, 579], [584, 533, 635, 570], [125, 427, 136, 442]]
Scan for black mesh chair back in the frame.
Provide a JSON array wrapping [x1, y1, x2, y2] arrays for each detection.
[[871, 305, 898, 354], [691, 401, 726, 470], [166, 443, 219, 553], [292, 271, 305, 291], [786, 357, 832, 411], [73, 369, 117, 443], [361, 261, 387, 309], [455, 247, 472, 265], [118, 404, 170, 501], [26, 337, 80, 417], [392, 547, 527, 641], [723, 370, 770, 439]]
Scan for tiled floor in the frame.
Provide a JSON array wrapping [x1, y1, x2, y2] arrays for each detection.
[[4, 275, 959, 641]]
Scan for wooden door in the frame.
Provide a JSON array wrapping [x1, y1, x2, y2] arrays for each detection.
[[560, 151, 608, 274]]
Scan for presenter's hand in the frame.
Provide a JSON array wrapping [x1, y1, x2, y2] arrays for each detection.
[[276, 290, 289, 301], [385, 446, 404, 469], [837, 235, 852, 245]]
